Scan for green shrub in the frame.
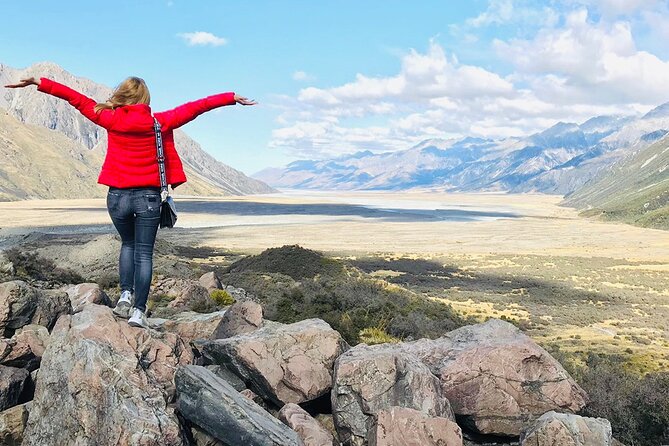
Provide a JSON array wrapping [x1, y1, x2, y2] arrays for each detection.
[[359, 327, 400, 345], [211, 289, 235, 306]]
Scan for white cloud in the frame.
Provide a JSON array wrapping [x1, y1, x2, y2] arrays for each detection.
[[269, 3, 669, 158], [292, 71, 315, 82], [177, 31, 227, 47], [466, 0, 559, 28]]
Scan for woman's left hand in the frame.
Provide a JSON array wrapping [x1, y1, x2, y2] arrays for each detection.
[[4, 77, 40, 88], [234, 94, 257, 106]]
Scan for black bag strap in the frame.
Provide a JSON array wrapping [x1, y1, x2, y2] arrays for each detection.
[[152, 116, 169, 203]]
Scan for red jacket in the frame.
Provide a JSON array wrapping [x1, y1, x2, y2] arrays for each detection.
[[37, 77, 236, 188]]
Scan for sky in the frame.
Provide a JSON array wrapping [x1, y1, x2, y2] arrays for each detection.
[[2, 0, 669, 175]]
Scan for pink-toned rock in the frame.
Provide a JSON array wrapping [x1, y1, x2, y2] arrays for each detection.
[[0, 402, 29, 446], [279, 403, 335, 446], [199, 272, 222, 291], [520, 411, 612, 446], [0, 281, 70, 337], [191, 426, 225, 446], [151, 310, 227, 344], [202, 318, 349, 405], [402, 319, 588, 436], [332, 344, 453, 446], [167, 283, 211, 310], [63, 283, 112, 313], [22, 304, 193, 446], [211, 300, 263, 339], [368, 407, 463, 446], [1, 325, 49, 370]]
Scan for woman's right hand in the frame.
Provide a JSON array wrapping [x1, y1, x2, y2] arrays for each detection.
[[4, 77, 40, 88], [234, 94, 257, 106]]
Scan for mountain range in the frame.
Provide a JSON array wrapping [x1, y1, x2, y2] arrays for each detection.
[[0, 61, 275, 200], [253, 107, 669, 196]]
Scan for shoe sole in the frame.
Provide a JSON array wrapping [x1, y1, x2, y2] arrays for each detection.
[[128, 319, 149, 328], [112, 302, 131, 319]]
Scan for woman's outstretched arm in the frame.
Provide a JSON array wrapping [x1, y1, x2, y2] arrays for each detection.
[[155, 92, 256, 131], [4, 77, 114, 128]]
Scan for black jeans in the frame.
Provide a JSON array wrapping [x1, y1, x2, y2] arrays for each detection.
[[106, 187, 161, 312]]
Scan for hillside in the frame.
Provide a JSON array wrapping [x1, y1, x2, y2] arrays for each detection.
[[0, 61, 275, 199], [563, 135, 669, 230]]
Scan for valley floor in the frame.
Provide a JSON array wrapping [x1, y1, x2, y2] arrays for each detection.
[[1, 190, 668, 369]]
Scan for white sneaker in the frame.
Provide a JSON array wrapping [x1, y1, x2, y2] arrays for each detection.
[[112, 290, 133, 318], [128, 307, 149, 329]]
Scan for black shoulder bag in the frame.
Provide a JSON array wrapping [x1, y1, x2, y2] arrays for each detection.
[[153, 117, 178, 228]]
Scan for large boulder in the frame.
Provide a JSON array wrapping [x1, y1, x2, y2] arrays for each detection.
[[63, 283, 112, 313], [150, 310, 227, 343], [0, 324, 49, 370], [0, 402, 29, 446], [278, 403, 335, 446], [368, 407, 463, 446], [0, 281, 71, 337], [520, 411, 612, 446], [22, 304, 193, 446], [211, 300, 263, 339], [202, 318, 349, 405], [0, 365, 28, 412], [175, 365, 303, 446], [403, 319, 588, 436], [332, 344, 454, 446]]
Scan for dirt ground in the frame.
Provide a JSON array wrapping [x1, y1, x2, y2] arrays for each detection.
[[1, 191, 667, 262]]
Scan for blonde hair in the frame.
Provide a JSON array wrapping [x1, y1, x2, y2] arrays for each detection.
[[94, 76, 151, 113]]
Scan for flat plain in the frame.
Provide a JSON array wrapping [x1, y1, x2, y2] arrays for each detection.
[[1, 190, 667, 369]]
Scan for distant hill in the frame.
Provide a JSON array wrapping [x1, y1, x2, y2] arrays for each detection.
[[253, 110, 669, 195], [0, 61, 275, 200], [563, 135, 669, 230]]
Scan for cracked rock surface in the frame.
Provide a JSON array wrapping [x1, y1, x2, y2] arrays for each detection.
[[520, 411, 612, 446], [22, 304, 193, 446]]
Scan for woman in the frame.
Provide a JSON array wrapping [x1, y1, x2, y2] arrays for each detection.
[[4, 75, 256, 328]]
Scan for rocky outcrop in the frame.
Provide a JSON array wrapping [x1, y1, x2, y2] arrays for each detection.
[[0, 324, 49, 370], [211, 300, 263, 339], [0, 365, 28, 412], [175, 365, 302, 446], [202, 318, 349, 405], [150, 310, 227, 344], [0, 402, 29, 446], [279, 403, 335, 446], [63, 283, 111, 313], [22, 304, 193, 446], [368, 407, 463, 446], [520, 411, 612, 446], [402, 319, 588, 436], [332, 344, 454, 446], [199, 272, 222, 291], [0, 281, 71, 337], [168, 283, 212, 310]]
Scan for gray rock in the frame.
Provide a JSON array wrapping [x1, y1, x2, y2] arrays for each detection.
[[401, 319, 588, 436], [0, 365, 28, 412], [22, 304, 192, 445], [150, 310, 227, 343], [211, 300, 263, 339], [520, 411, 612, 446], [204, 364, 247, 391], [202, 318, 349, 405], [0, 402, 29, 446], [0, 280, 71, 337], [175, 365, 303, 446], [279, 403, 335, 446], [0, 252, 14, 277], [191, 425, 225, 446], [332, 344, 454, 446]]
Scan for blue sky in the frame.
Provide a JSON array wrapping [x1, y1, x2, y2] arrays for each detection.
[[2, 1, 669, 175]]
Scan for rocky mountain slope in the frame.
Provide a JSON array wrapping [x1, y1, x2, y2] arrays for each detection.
[[563, 134, 669, 230], [0, 61, 275, 200], [253, 110, 669, 195]]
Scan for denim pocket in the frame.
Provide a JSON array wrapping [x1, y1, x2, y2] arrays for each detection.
[[106, 192, 122, 216], [136, 193, 161, 215]]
